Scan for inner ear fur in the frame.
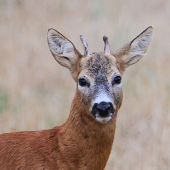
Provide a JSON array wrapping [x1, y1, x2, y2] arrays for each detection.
[[113, 26, 153, 73]]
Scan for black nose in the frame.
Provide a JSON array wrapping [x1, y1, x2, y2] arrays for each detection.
[[92, 102, 115, 117]]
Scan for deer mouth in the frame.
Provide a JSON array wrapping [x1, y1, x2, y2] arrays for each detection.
[[95, 113, 113, 124]]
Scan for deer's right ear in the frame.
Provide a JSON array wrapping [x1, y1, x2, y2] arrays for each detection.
[[114, 26, 153, 73], [47, 28, 82, 79]]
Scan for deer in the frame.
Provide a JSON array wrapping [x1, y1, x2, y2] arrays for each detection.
[[0, 26, 153, 170]]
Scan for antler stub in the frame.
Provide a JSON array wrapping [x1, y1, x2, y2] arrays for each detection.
[[80, 34, 90, 57], [103, 35, 111, 55]]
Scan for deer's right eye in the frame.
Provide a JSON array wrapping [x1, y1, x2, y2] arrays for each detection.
[[112, 76, 121, 85], [79, 78, 88, 87]]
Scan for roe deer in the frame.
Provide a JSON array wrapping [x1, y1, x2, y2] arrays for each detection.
[[0, 26, 153, 170]]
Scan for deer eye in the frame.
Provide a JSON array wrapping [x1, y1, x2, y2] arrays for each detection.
[[79, 78, 88, 87], [112, 76, 121, 85]]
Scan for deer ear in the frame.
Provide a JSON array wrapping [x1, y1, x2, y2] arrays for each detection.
[[114, 26, 153, 72], [47, 28, 81, 74]]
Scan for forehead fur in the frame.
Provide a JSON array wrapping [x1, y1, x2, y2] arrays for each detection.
[[81, 52, 117, 78]]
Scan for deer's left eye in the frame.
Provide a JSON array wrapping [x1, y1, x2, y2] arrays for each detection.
[[79, 78, 87, 87], [112, 76, 121, 85]]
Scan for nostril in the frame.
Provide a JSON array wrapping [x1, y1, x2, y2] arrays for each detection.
[[96, 102, 111, 111]]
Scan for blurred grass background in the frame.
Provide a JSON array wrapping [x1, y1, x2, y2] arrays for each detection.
[[0, 0, 170, 169]]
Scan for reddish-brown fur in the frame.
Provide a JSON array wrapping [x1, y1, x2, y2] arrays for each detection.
[[0, 27, 153, 170], [0, 92, 116, 170]]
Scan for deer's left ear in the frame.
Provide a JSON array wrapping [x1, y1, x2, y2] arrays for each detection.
[[114, 26, 153, 73], [47, 28, 82, 80]]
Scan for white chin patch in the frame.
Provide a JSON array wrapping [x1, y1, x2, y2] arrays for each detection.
[[95, 113, 112, 124]]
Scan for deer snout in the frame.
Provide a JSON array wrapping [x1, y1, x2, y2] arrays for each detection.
[[92, 102, 115, 118]]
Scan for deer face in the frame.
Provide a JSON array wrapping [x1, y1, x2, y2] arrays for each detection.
[[78, 53, 122, 123], [47, 27, 153, 124]]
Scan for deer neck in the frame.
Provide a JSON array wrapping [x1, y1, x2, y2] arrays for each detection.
[[57, 92, 117, 169]]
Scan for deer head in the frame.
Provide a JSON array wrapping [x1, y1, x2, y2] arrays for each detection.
[[47, 27, 153, 124]]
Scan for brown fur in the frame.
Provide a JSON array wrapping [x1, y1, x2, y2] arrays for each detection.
[[0, 27, 153, 170], [0, 92, 117, 170]]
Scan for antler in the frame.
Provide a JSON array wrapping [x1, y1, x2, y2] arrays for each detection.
[[103, 35, 111, 55], [80, 34, 90, 56]]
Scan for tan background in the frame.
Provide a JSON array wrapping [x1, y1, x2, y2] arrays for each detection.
[[0, 0, 170, 169]]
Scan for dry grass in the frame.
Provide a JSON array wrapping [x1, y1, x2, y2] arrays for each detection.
[[0, 0, 170, 169]]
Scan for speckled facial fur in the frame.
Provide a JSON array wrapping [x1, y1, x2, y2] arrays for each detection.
[[78, 52, 123, 112]]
